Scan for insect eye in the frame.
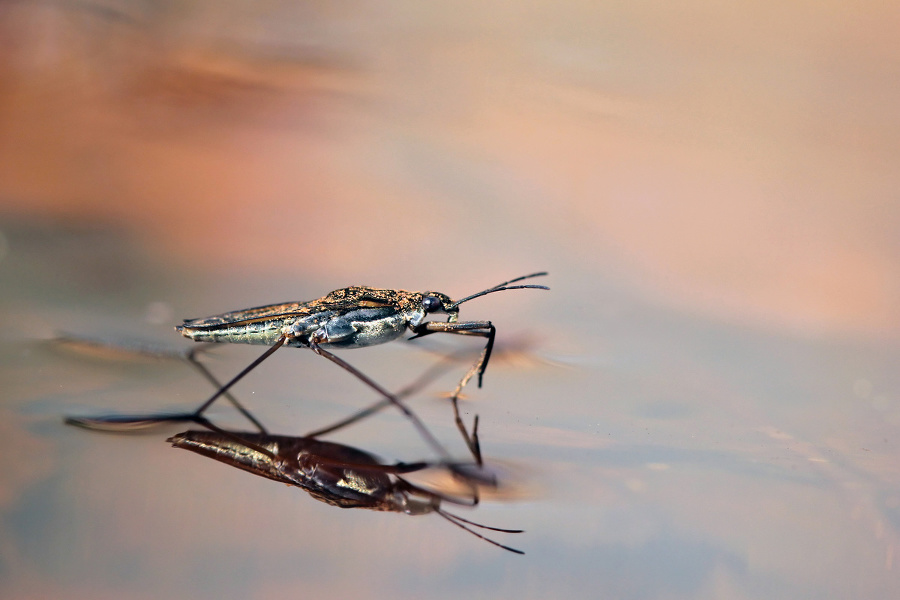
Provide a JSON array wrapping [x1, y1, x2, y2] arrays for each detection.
[[422, 296, 442, 313]]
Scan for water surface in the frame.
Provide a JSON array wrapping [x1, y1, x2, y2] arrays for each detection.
[[1, 2, 898, 599]]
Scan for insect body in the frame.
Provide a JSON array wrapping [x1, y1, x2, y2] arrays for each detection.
[[168, 428, 524, 553], [176, 286, 451, 349]]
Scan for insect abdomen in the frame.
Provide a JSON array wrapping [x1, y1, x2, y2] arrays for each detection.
[[176, 320, 285, 346]]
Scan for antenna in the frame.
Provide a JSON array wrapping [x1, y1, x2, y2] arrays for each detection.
[[449, 272, 549, 309]]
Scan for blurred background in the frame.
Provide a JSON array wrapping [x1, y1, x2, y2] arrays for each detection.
[[1, 1, 898, 598]]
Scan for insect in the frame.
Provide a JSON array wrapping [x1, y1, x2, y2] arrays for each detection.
[[71, 272, 548, 461], [167, 427, 525, 554]]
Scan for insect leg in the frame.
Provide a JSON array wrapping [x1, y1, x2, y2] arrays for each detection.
[[412, 320, 495, 388], [410, 321, 495, 464], [188, 335, 287, 420], [183, 348, 269, 433], [307, 339, 453, 461], [303, 347, 470, 438]]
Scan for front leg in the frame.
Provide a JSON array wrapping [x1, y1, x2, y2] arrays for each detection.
[[412, 320, 496, 465], [306, 332, 452, 463], [412, 320, 496, 389]]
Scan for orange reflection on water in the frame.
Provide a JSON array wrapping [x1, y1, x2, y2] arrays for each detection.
[[1, 2, 897, 342]]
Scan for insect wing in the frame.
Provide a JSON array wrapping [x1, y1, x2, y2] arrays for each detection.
[[179, 301, 319, 330], [178, 287, 403, 331]]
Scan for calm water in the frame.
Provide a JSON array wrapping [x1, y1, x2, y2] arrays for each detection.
[[2, 2, 899, 599]]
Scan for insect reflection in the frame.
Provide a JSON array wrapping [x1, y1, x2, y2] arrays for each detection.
[[168, 427, 525, 554], [61, 334, 526, 553]]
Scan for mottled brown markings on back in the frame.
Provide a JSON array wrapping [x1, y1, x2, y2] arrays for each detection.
[[181, 286, 430, 331]]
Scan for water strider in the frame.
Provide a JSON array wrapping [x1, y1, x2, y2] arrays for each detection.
[[168, 427, 525, 554], [68, 272, 549, 461]]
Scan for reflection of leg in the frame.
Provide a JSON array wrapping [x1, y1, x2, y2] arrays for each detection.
[[64, 336, 286, 433], [65, 412, 203, 432], [190, 335, 286, 420], [451, 397, 482, 465], [304, 348, 469, 438], [184, 349, 267, 433]]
